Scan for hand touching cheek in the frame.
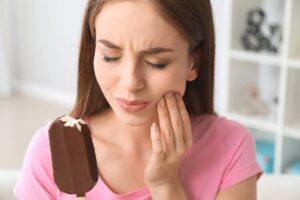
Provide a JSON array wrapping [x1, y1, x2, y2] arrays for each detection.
[[144, 91, 193, 188]]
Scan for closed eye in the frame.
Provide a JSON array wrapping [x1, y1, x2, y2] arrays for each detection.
[[102, 56, 168, 69], [144, 61, 167, 69], [103, 56, 120, 63]]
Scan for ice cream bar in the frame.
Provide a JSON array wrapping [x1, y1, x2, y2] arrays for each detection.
[[49, 115, 98, 198]]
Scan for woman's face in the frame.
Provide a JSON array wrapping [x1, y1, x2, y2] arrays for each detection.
[[93, 0, 197, 125]]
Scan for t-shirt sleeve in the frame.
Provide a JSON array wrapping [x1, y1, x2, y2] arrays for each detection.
[[14, 124, 57, 200], [218, 119, 263, 191]]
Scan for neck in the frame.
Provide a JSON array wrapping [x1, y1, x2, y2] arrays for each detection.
[[112, 109, 158, 154], [91, 108, 158, 156]]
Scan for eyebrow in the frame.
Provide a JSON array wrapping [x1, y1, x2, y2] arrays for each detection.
[[98, 39, 174, 55]]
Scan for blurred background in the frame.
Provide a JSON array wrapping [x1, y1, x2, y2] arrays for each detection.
[[0, 0, 299, 199]]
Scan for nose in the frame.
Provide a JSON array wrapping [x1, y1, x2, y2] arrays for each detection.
[[120, 62, 145, 91]]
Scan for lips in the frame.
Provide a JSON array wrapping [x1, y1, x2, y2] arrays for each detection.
[[116, 98, 149, 112], [116, 98, 149, 105]]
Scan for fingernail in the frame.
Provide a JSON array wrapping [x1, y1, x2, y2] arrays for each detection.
[[151, 122, 157, 132], [165, 91, 173, 99], [175, 92, 181, 100], [160, 98, 166, 107]]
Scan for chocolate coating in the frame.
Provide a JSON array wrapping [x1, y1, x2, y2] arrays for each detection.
[[49, 116, 98, 196]]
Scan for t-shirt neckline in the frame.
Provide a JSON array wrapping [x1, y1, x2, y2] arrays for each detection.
[[95, 174, 150, 199]]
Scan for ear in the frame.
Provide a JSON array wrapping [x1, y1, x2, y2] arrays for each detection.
[[186, 55, 198, 81]]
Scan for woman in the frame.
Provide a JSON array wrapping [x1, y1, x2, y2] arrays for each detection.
[[14, 0, 263, 199]]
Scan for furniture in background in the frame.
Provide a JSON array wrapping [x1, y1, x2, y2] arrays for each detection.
[[220, 0, 300, 178]]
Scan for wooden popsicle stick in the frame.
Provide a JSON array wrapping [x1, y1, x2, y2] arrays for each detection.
[[77, 196, 85, 200]]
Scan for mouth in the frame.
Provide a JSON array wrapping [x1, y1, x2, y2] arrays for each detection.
[[116, 98, 149, 112], [116, 97, 149, 105]]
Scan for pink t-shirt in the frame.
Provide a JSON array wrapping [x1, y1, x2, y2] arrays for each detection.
[[14, 114, 263, 200]]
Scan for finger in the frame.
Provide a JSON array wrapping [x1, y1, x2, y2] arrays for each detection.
[[164, 91, 185, 155], [150, 122, 165, 162], [157, 96, 175, 154], [175, 93, 193, 149]]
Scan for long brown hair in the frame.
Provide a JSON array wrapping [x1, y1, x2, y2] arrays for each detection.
[[70, 0, 216, 119]]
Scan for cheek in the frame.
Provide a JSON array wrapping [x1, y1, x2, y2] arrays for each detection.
[[152, 68, 187, 97], [93, 62, 113, 92], [170, 78, 187, 96], [93, 63, 102, 85], [93, 52, 107, 84]]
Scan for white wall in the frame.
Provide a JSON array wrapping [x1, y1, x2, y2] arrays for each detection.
[[9, 0, 87, 105], [0, 0, 13, 96], [0, 37, 11, 96]]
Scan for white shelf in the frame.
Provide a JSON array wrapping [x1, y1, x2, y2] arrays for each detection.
[[283, 128, 300, 140], [227, 113, 278, 134], [230, 50, 281, 66], [222, 0, 300, 175]]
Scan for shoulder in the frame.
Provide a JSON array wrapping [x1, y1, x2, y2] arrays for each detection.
[[214, 116, 254, 154], [19, 121, 53, 171], [23, 122, 53, 164], [14, 122, 57, 199], [190, 114, 251, 143], [190, 114, 262, 184], [190, 114, 256, 161]]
